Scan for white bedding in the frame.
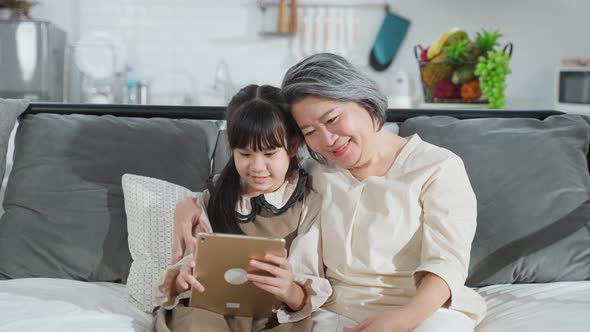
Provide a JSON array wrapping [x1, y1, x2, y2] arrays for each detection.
[[476, 281, 590, 331], [0, 278, 152, 332], [1, 278, 589, 332]]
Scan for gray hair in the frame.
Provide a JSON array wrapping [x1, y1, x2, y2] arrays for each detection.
[[281, 53, 387, 130]]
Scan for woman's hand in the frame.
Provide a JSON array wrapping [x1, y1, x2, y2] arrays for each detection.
[[345, 273, 451, 332], [246, 250, 306, 311], [171, 197, 201, 264], [344, 310, 412, 332], [174, 258, 205, 296]]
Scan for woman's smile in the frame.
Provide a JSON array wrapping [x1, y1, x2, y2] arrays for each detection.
[[331, 140, 350, 157]]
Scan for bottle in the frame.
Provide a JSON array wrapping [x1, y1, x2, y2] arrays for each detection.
[[124, 67, 138, 104], [290, 0, 298, 33], [278, 0, 289, 33], [137, 80, 150, 104]]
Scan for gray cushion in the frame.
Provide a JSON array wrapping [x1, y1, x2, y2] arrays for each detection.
[[211, 129, 231, 176], [0, 113, 220, 282], [399, 114, 590, 286], [0, 99, 29, 189]]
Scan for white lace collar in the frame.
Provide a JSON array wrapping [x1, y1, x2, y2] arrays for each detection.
[[235, 170, 306, 218]]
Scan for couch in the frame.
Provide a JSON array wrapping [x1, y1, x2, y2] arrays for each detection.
[[0, 101, 589, 332]]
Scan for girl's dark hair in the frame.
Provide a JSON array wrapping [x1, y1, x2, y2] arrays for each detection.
[[207, 84, 300, 234]]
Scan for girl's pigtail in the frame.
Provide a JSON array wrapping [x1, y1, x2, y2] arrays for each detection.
[[206, 155, 244, 235]]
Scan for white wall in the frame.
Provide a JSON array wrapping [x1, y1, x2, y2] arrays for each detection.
[[30, 0, 589, 109], [390, 0, 589, 109]]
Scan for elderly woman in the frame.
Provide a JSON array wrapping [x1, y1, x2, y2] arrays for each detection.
[[172, 53, 486, 332]]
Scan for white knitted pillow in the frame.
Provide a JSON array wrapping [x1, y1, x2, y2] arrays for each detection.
[[122, 173, 198, 312], [1, 99, 28, 192]]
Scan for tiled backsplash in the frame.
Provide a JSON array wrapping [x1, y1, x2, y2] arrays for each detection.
[[76, 0, 385, 106], [78, 0, 277, 105], [33, 0, 590, 109]]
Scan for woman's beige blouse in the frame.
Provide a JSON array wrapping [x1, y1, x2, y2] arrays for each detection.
[[306, 134, 486, 324]]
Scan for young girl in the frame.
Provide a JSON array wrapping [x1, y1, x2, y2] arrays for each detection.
[[154, 85, 330, 332]]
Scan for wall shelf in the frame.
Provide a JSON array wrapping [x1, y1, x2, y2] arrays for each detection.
[[259, 31, 296, 37], [257, 0, 388, 10]]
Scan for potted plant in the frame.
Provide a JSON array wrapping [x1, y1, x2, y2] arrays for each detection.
[[0, 0, 40, 19]]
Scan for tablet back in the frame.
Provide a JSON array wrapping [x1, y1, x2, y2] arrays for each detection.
[[189, 233, 286, 318]]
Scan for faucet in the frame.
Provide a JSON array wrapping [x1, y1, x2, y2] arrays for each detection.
[[213, 59, 236, 103]]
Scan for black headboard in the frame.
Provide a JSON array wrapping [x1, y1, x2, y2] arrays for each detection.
[[24, 103, 564, 121]]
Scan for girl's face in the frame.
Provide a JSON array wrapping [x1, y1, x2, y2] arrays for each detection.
[[233, 145, 292, 197], [291, 96, 376, 170]]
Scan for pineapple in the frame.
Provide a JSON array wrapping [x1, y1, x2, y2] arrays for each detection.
[[445, 39, 470, 62], [476, 29, 502, 55], [464, 41, 483, 62], [421, 52, 454, 88], [421, 28, 471, 87]]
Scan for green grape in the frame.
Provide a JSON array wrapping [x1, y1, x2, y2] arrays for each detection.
[[475, 50, 511, 109]]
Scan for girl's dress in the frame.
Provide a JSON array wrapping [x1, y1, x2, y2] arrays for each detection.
[[154, 170, 330, 332]]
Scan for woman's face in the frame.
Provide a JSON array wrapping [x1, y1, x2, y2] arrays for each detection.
[[291, 96, 376, 169]]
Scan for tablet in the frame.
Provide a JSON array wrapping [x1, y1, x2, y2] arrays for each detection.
[[188, 232, 286, 318]]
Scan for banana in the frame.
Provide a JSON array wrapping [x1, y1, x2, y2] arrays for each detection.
[[427, 27, 468, 60]]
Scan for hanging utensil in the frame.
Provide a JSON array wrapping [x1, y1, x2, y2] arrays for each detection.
[[368, 5, 411, 71]]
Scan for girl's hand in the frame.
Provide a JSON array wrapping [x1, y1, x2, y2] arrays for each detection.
[[343, 310, 412, 332], [174, 258, 205, 296], [172, 197, 201, 264], [246, 250, 306, 311]]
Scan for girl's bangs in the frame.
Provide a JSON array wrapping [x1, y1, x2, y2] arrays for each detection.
[[230, 104, 288, 151]]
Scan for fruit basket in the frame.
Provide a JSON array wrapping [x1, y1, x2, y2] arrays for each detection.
[[414, 28, 513, 108]]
